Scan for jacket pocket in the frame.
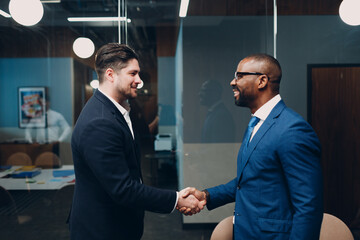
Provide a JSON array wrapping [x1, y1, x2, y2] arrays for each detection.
[[258, 217, 292, 233]]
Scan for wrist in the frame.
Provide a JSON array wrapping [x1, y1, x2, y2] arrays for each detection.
[[202, 189, 210, 203]]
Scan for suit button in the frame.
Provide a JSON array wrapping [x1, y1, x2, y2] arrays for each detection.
[[237, 185, 241, 189]]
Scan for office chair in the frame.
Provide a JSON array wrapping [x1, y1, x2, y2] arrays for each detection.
[[210, 216, 233, 240], [6, 152, 32, 166], [0, 186, 31, 225], [35, 152, 62, 168], [52, 184, 74, 217], [210, 213, 355, 240], [320, 213, 354, 240]]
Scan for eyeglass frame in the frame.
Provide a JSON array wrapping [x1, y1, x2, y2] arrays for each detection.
[[234, 72, 280, 83]]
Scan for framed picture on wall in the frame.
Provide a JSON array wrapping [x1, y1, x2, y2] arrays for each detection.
[[18, 87, 47, 128]]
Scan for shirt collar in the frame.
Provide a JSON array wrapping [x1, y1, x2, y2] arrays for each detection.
[[97, 88, 130, 116], [253, 94, 281, 121]]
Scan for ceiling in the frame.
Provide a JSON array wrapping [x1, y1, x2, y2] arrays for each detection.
[[0, 0, 343, 101], [0, 0, 342, 46], [0, 0, 342, 64], [0, 0, 179, 46]]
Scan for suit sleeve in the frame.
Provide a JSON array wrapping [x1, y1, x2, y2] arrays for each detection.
[[206, 177, 237, 210], [77, 118, 177, 213], [278, 121, 323, 240]]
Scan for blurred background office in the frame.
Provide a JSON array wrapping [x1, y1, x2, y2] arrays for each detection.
[[0, 0, 359, 239]]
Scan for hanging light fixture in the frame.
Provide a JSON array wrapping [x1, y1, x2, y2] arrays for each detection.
[[137, 80, 144, 89], [179, 0, 190, 17], [339, 0, 360, 26], [9, 0, 44, 26], [90, 80, 99, 89], [72, 37, 95, 59]]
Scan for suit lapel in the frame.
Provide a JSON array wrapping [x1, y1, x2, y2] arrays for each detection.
[[113, 111, 134, 138], [94, 90, 134, 139], [94, 90, 142, 174], [237, 100, 286, 185]]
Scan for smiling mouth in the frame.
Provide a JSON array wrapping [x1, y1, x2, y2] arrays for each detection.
[[233, 89, 239, 98]]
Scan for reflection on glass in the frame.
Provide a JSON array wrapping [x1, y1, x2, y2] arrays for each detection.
[[199, 80, 235, 143], [25, 100, 71, 144]]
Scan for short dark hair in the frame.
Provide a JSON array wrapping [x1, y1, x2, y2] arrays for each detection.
[[95, 43, 139, 83], [247, 53, 282, 82]]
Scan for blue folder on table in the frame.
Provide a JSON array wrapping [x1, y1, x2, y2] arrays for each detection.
[[11, 168, 41, 178], [53, 169, 75, 177]]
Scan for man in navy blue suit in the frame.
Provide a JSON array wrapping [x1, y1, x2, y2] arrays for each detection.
[[68, 43, 205, 240], [183, 54, 323, 239]]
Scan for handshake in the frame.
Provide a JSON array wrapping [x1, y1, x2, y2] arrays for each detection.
[[176, 187, 207, 216]]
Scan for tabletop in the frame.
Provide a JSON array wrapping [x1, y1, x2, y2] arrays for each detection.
[[0, 165, 75, 190]]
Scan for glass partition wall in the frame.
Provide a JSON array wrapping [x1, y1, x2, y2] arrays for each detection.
[[1, 0, 359, 239], [178, 10, 276, 223]]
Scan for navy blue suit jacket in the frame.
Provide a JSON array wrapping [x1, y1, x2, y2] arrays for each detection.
[[69, 90, 176, 240], [207, 100, 323, 240]]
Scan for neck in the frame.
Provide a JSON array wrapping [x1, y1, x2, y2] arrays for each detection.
[[250, 92, 277, 114], [99, 84, 126, 104]]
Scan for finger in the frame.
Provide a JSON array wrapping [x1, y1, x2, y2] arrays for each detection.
[[198, 201, 206, 210], [193, 207, 200, 213], [180, 188, 191, 198], [179, 207, 187, 213], [184, 187, 195, 196], [185, 208, 192, 214]]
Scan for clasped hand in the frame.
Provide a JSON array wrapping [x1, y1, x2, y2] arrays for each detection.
[[176, 187, 206, 216]]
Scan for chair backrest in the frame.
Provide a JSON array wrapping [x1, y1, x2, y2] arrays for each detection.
[[6, 152, 32, 166], [52, 184, 75, 217], [210, 216, 233, 240], [0, 186, 14, 207], [35, 152, 62, 169], [210, 213, 355, 240], [320, 213, 354, 240], [0, 185, 18, 218]]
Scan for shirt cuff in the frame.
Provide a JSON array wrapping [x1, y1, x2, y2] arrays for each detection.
[[171, 191, 179, 213]]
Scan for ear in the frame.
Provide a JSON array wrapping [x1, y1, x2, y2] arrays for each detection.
[[104, 68, 115, 83], [257, 75, 268, 90]]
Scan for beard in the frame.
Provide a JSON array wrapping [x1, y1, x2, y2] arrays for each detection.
[[234, 88, 252, 107], [235, 97, 246, 107], [120, 85, 138, 100], [234, 88, 246, 107]]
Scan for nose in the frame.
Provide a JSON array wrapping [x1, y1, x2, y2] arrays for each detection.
[[135, 74, 142, 84], [230, 78, 236, 86]]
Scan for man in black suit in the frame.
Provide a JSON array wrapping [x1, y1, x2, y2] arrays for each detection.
[[68, 43, 205, 240]]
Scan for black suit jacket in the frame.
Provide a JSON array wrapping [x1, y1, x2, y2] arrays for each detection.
[[69, 90, 176, 240]]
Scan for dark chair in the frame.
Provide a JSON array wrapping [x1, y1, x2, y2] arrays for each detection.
[[0, 186, 32, 225], [52, 184, 75, 217]]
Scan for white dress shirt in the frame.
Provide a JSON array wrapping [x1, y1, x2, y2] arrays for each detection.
[[250, 94, 282, 141], [25, 109, 71, 143], [98, 89, 134, 139]]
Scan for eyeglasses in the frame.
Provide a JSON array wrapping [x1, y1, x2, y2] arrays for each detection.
[[234, 71, 280, 83], [234, 72, 265, 81]]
